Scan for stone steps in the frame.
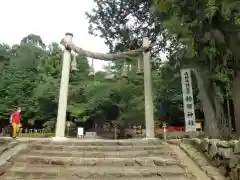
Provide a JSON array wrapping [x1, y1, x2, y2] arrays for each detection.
[[0, 139, 197, 180], [23, 149, 177, 158], [45, 140, 161, 146], [30, 144, 168, 151], [13, 155, 180, 166], [5, 164, 188, 177], [1, 174, 192, 180]]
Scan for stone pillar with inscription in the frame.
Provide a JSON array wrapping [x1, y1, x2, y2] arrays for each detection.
[[180, 68, 196, 132]]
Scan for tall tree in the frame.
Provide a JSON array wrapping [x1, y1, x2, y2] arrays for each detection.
[[86, 0, 240, 137]]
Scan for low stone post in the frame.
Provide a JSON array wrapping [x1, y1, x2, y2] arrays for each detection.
[[163, 122, 167, 141]]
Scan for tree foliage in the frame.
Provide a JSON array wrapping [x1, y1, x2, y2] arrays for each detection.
[[86, 0, 240, 137], [1, 33, 182, 132], [5, 0, 240, 136]]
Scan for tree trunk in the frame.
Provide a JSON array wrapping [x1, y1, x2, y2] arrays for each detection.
[[194, 69, 220, 138], [226, 94, 232, 133], [213, 85, 228, 136], [232, 71, 240, 135]]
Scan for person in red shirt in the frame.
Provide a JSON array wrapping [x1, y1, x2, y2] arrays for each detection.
[[10, 107, 21, 138]]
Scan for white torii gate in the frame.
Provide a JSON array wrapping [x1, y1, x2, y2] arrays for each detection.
[[52, 33, 155, 141]]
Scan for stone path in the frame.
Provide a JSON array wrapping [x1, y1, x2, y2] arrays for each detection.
[[0, 139, 221, 179]]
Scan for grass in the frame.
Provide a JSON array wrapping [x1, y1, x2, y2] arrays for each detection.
[[18, 132, 55, 137]]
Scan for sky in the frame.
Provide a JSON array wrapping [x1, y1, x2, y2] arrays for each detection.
[[0, 0, 108, 71]]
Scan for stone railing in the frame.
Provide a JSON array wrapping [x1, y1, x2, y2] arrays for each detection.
[[0, 139, 19, 155], [184, 138, 240, 180]]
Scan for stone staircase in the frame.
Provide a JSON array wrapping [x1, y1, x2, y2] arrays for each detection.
[[0, 139, 204, 179]]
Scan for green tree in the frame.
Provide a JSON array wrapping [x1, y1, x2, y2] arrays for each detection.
[[85, 0, 240, 137]]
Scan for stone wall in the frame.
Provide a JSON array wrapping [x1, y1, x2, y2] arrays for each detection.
[[185, 138, 240, 180]]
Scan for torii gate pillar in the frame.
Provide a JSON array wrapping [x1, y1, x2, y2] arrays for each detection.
[[53, 33, 73, 140], [143, 37, 155, 139]]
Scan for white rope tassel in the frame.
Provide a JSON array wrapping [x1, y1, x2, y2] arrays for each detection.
[[121, 60, 128, 77], [105, 61, 114, 79], [137, 55, 143, 74], [71, 54, 77, 71], [88, 58, 95, 76]]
